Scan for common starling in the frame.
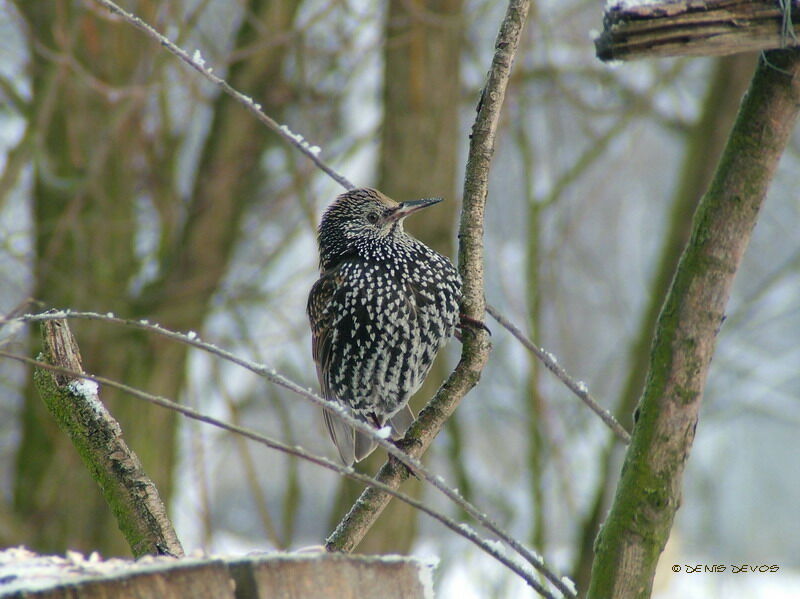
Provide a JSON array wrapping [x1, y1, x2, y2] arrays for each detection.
[[307, 188, 462, 466]]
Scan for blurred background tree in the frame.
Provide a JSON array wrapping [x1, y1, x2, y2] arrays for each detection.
[[1, 1, 799, 597], [9, 0, 301, 556]]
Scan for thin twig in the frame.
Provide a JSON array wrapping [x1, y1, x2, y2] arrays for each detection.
[[486, 304, 631, 444], [323, 1, 567, 595], [80, 0, 621, 454], [5, 310, 574, 597], [89, 0, 355, 191], [0, 349, 560, 599]]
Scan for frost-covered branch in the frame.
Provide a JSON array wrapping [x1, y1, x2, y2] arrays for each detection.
[[30, 318, 183, 558], [0, 346, 564, 599], [88, 0, 355, 190], [5, 310, 573, 597], [486, 304, 631, 444], [13, 310, 429, 473]]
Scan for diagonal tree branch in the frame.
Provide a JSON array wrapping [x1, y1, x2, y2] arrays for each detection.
[[89, 0, 355, 191], [33, 318, 183, 558], [325, 0, 529, 563], [486, 303, 631, 443], [588, 49, 800, 598], [570, 53, 755, 592]]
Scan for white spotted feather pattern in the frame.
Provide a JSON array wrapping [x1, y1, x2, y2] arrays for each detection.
[[307, 188, 461, 465]]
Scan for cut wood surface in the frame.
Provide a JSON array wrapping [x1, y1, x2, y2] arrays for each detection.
[[0, 548, 433, 599], [596, 0, 800, 60], [0, 548, 232, 599]]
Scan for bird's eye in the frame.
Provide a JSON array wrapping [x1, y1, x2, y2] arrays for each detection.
[[366, 212, 379, 224]]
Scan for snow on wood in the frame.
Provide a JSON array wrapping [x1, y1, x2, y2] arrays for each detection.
[[0, 548, 435, 599], [0, 548, 232, 599], [596, 0, 800, 61]]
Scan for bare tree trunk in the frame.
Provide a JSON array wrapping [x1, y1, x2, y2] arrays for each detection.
[[587, 49, 800, 598], [12, 0, 299, 555], [14, 0, 161, 555], [378, 0, 463, 257]]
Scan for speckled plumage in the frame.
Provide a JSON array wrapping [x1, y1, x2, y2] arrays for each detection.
[[307, 188, 462, 465]]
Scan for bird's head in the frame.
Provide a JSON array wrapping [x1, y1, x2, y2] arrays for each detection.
[[317, 188, 442, 270]]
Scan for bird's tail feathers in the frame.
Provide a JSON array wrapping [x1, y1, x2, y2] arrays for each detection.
[[323, 408, 356, 466], [354, 432, 378, 463], [389, 404, 415, 440], [325, 403, 416, 465]]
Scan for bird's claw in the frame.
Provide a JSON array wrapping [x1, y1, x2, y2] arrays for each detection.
[[458, 313, 491, 335]]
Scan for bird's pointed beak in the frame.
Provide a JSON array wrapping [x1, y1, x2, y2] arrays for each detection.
[[385, 197, 443, 223]]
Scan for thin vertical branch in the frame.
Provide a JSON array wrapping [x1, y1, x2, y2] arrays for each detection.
[[325, 0, 529, 557]]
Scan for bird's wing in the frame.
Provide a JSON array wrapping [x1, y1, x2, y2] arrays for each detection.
[[307, 267, 340, 397], [389, 404, 415, 439], [403, 279, 435, 321], [307, 265, 356, 465]]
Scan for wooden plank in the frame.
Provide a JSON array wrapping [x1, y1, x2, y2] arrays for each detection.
[[0, 551, 233, 599], [0, 549, 433, 599], [228, 554, 432, 599], [596, 0, 800, 60]]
